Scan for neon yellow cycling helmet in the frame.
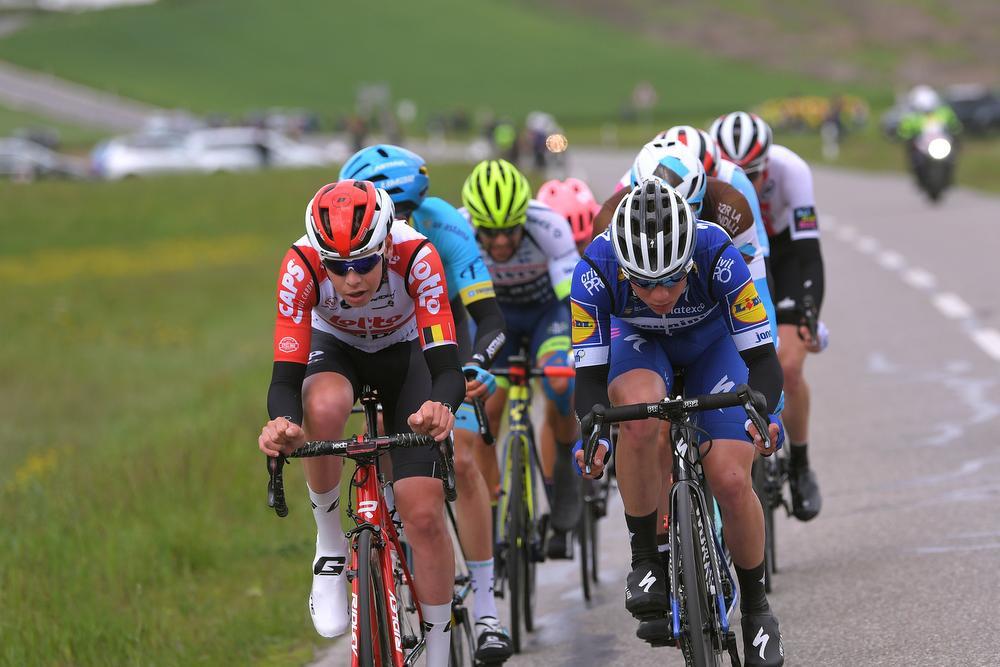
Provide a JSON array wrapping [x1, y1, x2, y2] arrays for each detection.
[[461, 159, 531, 229]]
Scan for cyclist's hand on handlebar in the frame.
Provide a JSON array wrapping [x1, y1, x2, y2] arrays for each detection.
[[463, 364, 497, 400], [573, 438, 611, 480], [259, 417, 306, 457], [746, 419, 783, 456], [408, 400, 455, 441]]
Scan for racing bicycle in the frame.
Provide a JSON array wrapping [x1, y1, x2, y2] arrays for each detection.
[[582, 384, 771, 667]]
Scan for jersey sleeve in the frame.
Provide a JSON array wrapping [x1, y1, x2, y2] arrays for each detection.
[[404, 240, 458, 351], [273, 245, 319, 364], [727, 165, 770, 258], [785, 158, 820, 241], [711, 242, 773, 352], [532, 204, 581, 300], [708, 179, 761, 266], [570, 253, 615, 369], [413, 197, 496, 307]]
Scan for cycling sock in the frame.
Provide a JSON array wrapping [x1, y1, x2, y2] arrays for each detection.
[[421, 602, 453, 667], [790, 442, 809, 470], [467, 559, 499, 621], [736, 560, 769, 614], [656, 533, 670, 552], [308, 484, 344, 553], [625, 511, 659, 568]]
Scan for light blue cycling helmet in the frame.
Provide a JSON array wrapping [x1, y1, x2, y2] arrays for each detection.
[[339, 144, 429, 218], [630, 140, 707, 214]]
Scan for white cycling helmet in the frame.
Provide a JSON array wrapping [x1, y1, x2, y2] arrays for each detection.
[[304, 179, 394, 261], [907, 85, 942, 114], [611, 179, 697, 281], [709, 111, 772, 173], [654, 125, 722, 177], [630, 140, 707, 214]]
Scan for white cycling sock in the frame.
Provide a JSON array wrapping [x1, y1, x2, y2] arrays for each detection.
[[421, 602, 452, 667], [467, 559, 499, 621], [308, 484, 344, 553]]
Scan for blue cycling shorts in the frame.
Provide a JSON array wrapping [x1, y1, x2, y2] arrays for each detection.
[[493, 299, 571, 372]]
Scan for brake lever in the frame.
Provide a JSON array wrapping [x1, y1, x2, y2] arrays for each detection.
[[267, 455, 289, 517], [582, 404, 605, 476]]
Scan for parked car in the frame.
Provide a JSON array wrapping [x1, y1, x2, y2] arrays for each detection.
[[943, 85, 1000, 135], [91, 127, 331, 179], [0, 137, 86, 181]]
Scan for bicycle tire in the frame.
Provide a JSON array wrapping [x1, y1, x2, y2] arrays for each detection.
[[522, 434, 538, 633], [590, 501, 600, 584], [357, 529, 394, 667], [449, 602, 475, 667], [506, 434, 525, 653], [676, 484, 721, 666], [579, 483, 594, 602]]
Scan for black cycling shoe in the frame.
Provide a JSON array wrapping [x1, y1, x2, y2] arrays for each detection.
[[636, 548, 674, 645], [624, 559, 669, 619], [474, 616, 514, 664], [741, 611, 784, 667], [789, 465, 822, 521], [545, 527, 573, 560], [550, 448, 583, 533]]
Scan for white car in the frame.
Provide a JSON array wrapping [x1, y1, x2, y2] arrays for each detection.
[[92, 127, 330, 179], [0, 138, 85, 181]]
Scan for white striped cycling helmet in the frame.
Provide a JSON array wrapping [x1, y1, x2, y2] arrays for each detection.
[[630, 140, 707, 214], [654, 125, 721, 177], [611, 179, 697, 281], [709, 111, 772, 173]]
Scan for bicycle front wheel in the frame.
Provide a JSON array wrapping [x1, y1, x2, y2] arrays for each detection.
[[504, 433, 526, 653], [356, 529, 395, 667], [676, 485, 722, 666], [449, 600, 475, 667], [579, 481, 595, 602]]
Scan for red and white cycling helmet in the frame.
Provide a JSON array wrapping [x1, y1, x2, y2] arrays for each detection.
[[305, 180, 394, 261], [708, 111, 772, 173], [654, 125, 722, 177], [537, 177, 601, 243]]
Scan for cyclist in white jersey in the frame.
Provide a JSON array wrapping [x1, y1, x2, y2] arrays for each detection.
[[459, 159, 584, 558], [711, 112, 825, 521]]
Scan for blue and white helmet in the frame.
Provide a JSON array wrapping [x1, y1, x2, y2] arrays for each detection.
[[629, 140, 707, 214], [612, 179, 697, 281], [339, 144, 429, 218]]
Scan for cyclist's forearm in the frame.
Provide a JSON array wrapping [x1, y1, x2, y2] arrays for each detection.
[[465, 297, 507, 368], [267, 361, 306, 424], [424, 343, 466, 410], [798, 237, 825, 313], [739, 344, 783, 414], [575, 363, 612, 436]]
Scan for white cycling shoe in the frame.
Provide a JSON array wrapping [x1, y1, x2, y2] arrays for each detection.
[[309, 539, 349, 638]]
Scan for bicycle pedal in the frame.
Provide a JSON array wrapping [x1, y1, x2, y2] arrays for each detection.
[[402, 634, 418, 650], [636, 614, 676, 647]]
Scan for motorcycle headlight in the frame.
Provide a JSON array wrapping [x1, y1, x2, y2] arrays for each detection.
[[928, 137, 952, 160]]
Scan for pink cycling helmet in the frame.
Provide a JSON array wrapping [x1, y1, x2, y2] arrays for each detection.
[[537, 178, 601, 243]]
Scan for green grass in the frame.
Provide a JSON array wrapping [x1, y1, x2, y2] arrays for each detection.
[[0, 0, 873, 124], [0, 104, 108, 149], [0, 165, 474, 666]]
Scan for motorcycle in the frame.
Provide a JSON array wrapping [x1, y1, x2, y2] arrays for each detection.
[[909, 119, 956, 202]]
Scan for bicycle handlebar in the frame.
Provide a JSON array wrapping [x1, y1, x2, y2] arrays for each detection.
[[490, 365, 576, 379], [266, 433, 443, 518], [580, 384, 770, 474]]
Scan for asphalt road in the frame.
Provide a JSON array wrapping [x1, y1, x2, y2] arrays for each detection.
[[313, 151, 1000, 666]]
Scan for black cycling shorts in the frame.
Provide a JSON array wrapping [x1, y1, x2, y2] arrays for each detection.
[[305, 329, 441, 481]]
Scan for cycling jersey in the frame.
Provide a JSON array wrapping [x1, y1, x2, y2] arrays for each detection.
[[272, 220, 457, 359], [757, 144, 825, 322], [460, 200, 579, 306], [411, 197, 495, 307]]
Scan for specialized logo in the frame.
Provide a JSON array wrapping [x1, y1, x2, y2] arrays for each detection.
[[625, 333, 646, 352], [313, 556, 345, 576], [730, 282, 766, 324], [638, 570, 657, 593], [752, 627, 770, 661], [571, 301, 601, 346], [278, 336, 300, 354]]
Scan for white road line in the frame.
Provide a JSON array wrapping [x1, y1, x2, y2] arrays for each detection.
[[856, 236, 879, 254], [877, 250, 905, 271], [902, 267, 937, 290], [933, 292, 974, 320], [836, 225, 857, 242], [970, 329, 1000, 362]]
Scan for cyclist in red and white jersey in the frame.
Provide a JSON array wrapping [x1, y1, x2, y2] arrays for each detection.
[[711, 111, 825, 521], [258, 180, 465, 666]]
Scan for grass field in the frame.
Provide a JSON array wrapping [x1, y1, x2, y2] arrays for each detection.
[[0, 103, 108, 149], [0, 165, 478, 666], [0, 0, 877, 124]]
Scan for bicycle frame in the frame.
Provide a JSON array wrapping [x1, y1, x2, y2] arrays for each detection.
[[496, 370, 541, 550]]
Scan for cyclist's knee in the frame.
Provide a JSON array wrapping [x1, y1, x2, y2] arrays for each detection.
[[781, 363, 806, 394], [396, 494, 447, 543], [538, 350, 574, 416], [619, 419, 660, 448], [452, 432, 480, 484], [708, 463, 753, 511], [303, 384, 353, 432]]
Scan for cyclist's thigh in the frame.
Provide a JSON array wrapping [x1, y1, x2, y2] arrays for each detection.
[[529, 299, 571, 364], [683, 333, 753, 444], [607, 318, 674, 402], [361, 339, 441, 481], [493, 301, 544, 372], [302, 328, 362, 406]]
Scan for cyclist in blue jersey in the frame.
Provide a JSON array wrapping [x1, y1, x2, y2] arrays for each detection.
[[340, 145, 513, 663], [573, 180, 785, 666], [460, 159, 583, 560]]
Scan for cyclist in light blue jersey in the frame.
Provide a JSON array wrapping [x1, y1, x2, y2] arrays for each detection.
[[341, 145, 514, 664]]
